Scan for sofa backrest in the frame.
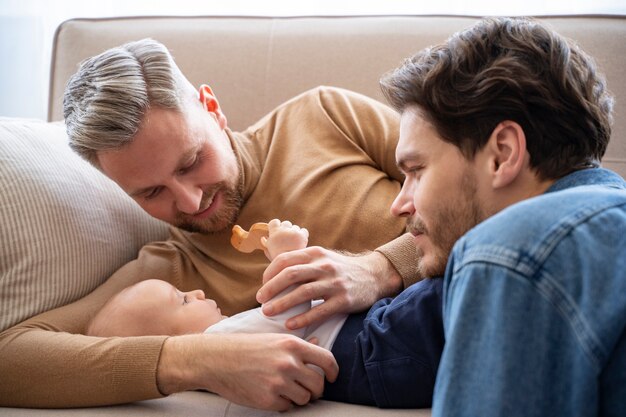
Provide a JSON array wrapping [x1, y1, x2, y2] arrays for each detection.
[[49, 15, 626, 177]]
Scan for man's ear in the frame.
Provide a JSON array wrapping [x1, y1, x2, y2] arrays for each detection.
[[486, 121, 528, 189], [198, 84, 228, 129]]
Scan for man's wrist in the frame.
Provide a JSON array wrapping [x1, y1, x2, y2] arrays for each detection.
[[156, 336, 199, 395], [366, 250, 403, 298], [375, 234, 422, 288]]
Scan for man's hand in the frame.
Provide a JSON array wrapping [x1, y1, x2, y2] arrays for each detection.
[[257, 247, 403, 329], [157, 333, 338, 411]]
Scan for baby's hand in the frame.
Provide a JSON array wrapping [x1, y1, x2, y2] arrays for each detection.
[[262, 219, 309, 261]]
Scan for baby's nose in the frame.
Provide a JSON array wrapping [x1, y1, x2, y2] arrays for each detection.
[[190, 289, 205, 300]]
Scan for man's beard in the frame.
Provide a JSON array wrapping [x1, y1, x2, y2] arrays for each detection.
[[174, 180, 244, 234], [407, 172, 485, 277]]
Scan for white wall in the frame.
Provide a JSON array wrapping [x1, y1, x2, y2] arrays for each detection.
[[1, 0, 624, 120]]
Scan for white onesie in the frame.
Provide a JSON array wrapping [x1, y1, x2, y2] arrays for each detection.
[[204, 286, 347, 351]]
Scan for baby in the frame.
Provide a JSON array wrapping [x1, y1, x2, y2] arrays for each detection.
[[87, 219, 347, 350], [87, 219, 445, 408]]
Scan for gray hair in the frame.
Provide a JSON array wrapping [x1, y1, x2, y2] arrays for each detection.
[[63, 38, 187, 166]]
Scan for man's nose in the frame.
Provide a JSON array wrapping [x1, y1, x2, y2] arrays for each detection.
[[172, 182, 203, 214], [390, 183, 416, 218]]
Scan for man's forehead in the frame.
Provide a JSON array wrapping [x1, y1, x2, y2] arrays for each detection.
[[399, 105, 431, 131], [96, 112, 200, 191], [397, 109, 429, 155], [104, 146, 198, 196]]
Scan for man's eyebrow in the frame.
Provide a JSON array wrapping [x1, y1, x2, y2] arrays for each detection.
[[396, 151, 425, 172], [129, 185, 156, 198], [127, 146, 199, 197], [173, 146, 200, 173]]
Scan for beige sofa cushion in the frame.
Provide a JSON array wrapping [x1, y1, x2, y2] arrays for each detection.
[[0, 118, 168, 331]]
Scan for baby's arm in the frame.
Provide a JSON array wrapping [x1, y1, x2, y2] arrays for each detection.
[[220, 220, 311, 334]]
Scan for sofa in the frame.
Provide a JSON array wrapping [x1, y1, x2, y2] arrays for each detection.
[[1, 14, 625, 417]]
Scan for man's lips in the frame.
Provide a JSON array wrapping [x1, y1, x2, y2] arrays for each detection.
[[408, 227, 425, 237], [192, 192, 218, 219], [407, 226, 426, 243]]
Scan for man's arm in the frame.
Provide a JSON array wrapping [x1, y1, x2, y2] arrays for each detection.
[[256, 87, 419, 329], [433, 261, 597, 417], [0, 258, 167, 407], [0, 295, 337, 410], [0, 239, 337, 409], [157, 333, 337, 411], [315, 87, 404, 184], [258, 243, 406, 330]]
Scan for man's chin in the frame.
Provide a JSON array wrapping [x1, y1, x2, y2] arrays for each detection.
[[177, 185, 244, 234], [417, 253, 448, 278]]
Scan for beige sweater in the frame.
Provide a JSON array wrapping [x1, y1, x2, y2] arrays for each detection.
[[0, 87, 418, 407]]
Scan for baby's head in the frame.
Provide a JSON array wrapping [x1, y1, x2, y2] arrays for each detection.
[[87, 279, 227, 337]]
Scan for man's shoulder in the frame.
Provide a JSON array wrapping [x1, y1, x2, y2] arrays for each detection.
[[471, 184, 626, 241], [275, 86, 391, 116], [245, 86, 389, 133], [244, 85, 398, 148], [456, 184, 626, 267], [291, 85, 375, 103]]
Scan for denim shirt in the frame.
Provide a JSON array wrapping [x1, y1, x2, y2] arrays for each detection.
[[433, 168, 626, 417]]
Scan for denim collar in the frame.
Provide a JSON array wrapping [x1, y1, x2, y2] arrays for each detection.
[[546, 168, 626, 194]]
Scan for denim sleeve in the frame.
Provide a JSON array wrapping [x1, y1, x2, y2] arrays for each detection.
[[326, 278, 444, 408], [433, 262, 600, 417]]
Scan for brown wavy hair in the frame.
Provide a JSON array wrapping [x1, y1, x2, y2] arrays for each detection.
[[380, 17, 614, 180]]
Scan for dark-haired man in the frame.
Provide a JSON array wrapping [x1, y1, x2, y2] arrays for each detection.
[[377, 17, 625, 416]]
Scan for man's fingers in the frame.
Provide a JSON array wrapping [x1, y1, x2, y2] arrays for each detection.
[[261, 278, 335, 320], [301, 343, 339, 383], [280, 382, 312, 407], [267, 396, 293, 412], [306, 336, 319, 345], [259, 264, 322, 305], [261, 279, 315, 314], [293, 366, 327, 401], [261, 249, 312, 286], [284, 299, 340, 330], [270, 340, 333, 407]]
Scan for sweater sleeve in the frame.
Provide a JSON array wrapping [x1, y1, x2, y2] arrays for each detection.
[[315, 87, 421, 287], [375, 233, 421, 288], [0, 244, 183, 407], [316, 86, 403, 184]]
